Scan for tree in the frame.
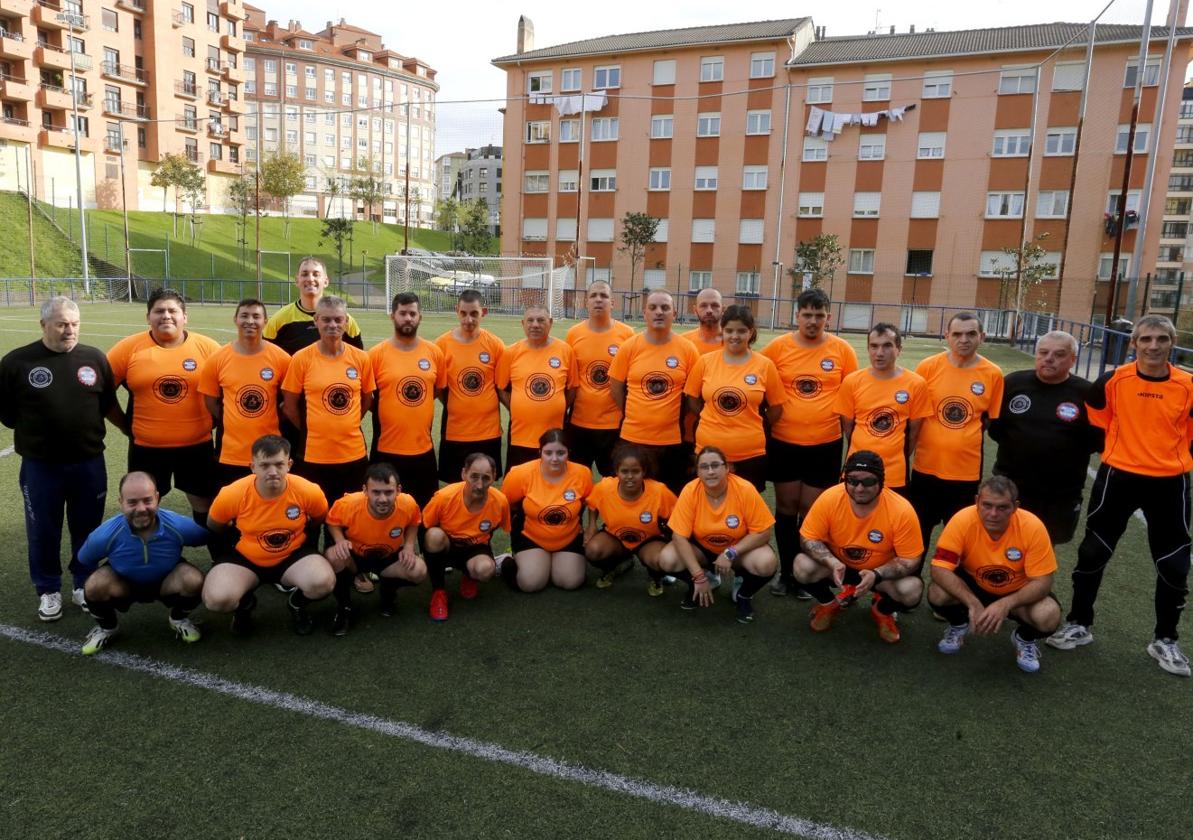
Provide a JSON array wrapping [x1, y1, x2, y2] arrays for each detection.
[[349, 156, 387, 234], [320, 216, 354, 283], [457, 198, 493, 254], [323, 172, 344, 219], [226, 174, 257, 267], [259, 151, 305, 239], [436, 196, 460, 249], [618, 211, 660, 296], [992, 232, 1055, 344], [177, 164, 207, 246], [789, 233, 844, 296], [150, 153, 202, 237]]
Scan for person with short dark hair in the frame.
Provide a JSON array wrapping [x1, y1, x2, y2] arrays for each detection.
[[76, 471, 208, 654], [263, 258, 364, 355], [1, 297, 123, 621]]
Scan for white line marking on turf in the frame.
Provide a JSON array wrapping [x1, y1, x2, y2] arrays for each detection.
[[0, 624, 885, 840], [0, 446, 14, 457], [1086, 467, 1146, 523]]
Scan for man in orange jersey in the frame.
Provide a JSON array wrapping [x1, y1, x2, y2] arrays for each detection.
[[325, 462, 427, 635], [368, 292, 446, 508], [679, 287, 723, 354], [200, 299, 292, 487], [1048, 315, 1193, 677], [422, 452, 511, 622], [203, 435, 334, 636], [761, 288, 859, 596], [609, 289, 700, 494], [435, 289, 505, 482], [108, 288, 222, 529], [833, 323, 932, 493], [795, 450, 924, 643], [928, 476, 1060, 673], [496, 304, 577, 470], [565, 280, 635, 475], [281, 296, 376, 510], [908, 313, 1005, 563]]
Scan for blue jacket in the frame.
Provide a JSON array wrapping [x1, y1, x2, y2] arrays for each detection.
[[78, 509, 209, 585]]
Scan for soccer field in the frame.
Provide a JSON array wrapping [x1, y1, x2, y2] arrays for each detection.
[[0, 303, 1187, 840]]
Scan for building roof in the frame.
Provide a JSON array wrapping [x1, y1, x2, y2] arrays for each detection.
[[789, 22, 1193, 66], [492, 18, 808, 64]]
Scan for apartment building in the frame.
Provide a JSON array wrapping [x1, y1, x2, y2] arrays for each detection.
[[1155, 82, 1193, 320], [436, 149, 465, 201], [456, 143, 501, 234], [242, 9, 438, 223], [0, 0, 247, 210], [494, 17, 1193, 324]]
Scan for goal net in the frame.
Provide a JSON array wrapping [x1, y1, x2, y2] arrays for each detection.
[[384, 254, 561, 318]]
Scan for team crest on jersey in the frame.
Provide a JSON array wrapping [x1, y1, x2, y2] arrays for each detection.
[[549, 356, 562, 369], [237, 385, 268, 418], [795, 377, 822, 397], [27, 366, 52, 388], [665, 356, 679, 369], [538, 505, 569, 526], [182, 358, 197, 372], [259, 530, 291, 551], [971, 382, 985, 396], [76, 366, 97, 387], [322, 384, 353, 415], [868, 530, 884, 544], [479, 519, 492, 532], [940, 398, 972, 429], [398, 376, 427, 407], [586, 360, 610, 388], [346, 367, 359, 380], [978, 566, 1012, 588], [1006, 547, 1023, 562], [714, 387, 746, 416], [1056, 402, 1079, 422], [459, 367, 484, 395], [608, 345, 619, 356], [285, 505, 301, 520], [726, 515, 740, 528], [1009, 394, 1031, 414], [479, 352, 491, 364], [820, 359, 835, 372], [744, 373, 758, 386], [641, 372, 674, 400], [865, 407, 897, 437], [153, 375, 188, 404], [389, 527, 403, 538], [563, 489, 577, 502], [639, 511, 653, 524], [525, 374, 555, 401], [418, 358, 431, 371], [260, 368, 274, 381], [894, 390, 910, 404]]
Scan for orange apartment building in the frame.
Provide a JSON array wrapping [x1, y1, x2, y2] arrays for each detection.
[[495, 17, 1193, 324]]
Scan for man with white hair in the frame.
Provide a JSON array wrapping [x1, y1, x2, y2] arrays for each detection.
[[0, 297, 124, 621]]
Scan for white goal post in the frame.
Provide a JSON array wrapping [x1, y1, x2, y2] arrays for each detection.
[[384, 254, 563, 317]]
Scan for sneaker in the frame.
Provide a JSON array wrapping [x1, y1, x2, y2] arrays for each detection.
[[72, 588, 90, 614], [680, 594, 697, 610], [706, 571, 722, 590], [81, 624, 117, 655], [938, 623, 970, 654], [871, 602, 901, 644], [273, 583, 296, 594], [287, 594, 314, 636], [1012, 631, 1041, 673], [1147, 638, 1191, 677], [429, 589, 449, 623], [353, 573, 374, 594], [769, 576, 791, 597], [733, 583, 755, 624], [169, 615, 201, 643], [809, 600, 842, 632], [646, 580, 665, 597], [794, 586, 812, 601], [458, 574, 479, 600], [379, 596, 397, 618], [494, 553, 513, 572], [332, 607, 353, 637], [1046, 622, 1094, 651], [38, 592, 63, 622], [661, 575, 677, 585]]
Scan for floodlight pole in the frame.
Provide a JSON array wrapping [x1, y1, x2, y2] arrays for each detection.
[[118, 121, 131, 293], [60, 11, 90, 294]]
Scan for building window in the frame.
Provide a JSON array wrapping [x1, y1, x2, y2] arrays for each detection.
[[906, 250, 933, 275], [101, 8, 118, 32], [558, 170, 578, 191], [207, 11, 219, 32], [555, 218, 577, 241], [700, 56, 723, 83], [858, 134, 886, 161], [750, 51, 775, 79], [691, 219, 715, 243], [648, 167, 670, 191], [986, 192, 1025, 218], [304, 154, 316, 167], [999, 67, 1036, 94], [650, 115, 673, 139], [736, 271, 762, 293], [922, 71, 952, 98], [1115, 123, 1151, 154], [1124, 57, 1162, 87], [1174, 150, 1193, 168], [1044, 127, 1077, 156], [742, 165, 767, 190], [560, 67, 581, 91], [588, 218, 614, 241], [264, 83, 277, 96], [689, 271, 712, 291], [1165, 197, 1191, 216], [694, 166, 718, 191], [853, 192, 881, 217], [910, 191, 940, 218], [526, 121, 550, 143], [590, 169, 616, 191], [862, 74, 891, 101], [806, 77, 833, 103], [591, 117, 619, 141], [528, 71, 551, 94], [1170, 174, 1193, 191], [523, 171, 549, 192], [696, 113, 721, 137], [992, 129, 1031, 157], [652, 60, 675, 86], [797, 192, 824, 217], [181, 2, 193, 22], [1036, 190, 1070, 218], [1052, 62, 1085, 91], [848, 249, 875, 274], [746, 110, 771, 135], [1098, 253, 1131, 279], [182, 37, 195, 57], [559, 119, 579, 142], [803, 136, 828, 161], [738, 220, 764, 244], [298, 39, 313, 50], [917, 132, 945, 159], [522, 218, 548, 240], [593, 65, 620, 89], [1106, 191, 1141, 215]]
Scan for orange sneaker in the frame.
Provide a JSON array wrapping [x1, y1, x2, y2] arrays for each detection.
[[458, 575, 478, 600], [429, 589, 449, 622], [871, 601, 901, 644], [809, 600, 842, 632]]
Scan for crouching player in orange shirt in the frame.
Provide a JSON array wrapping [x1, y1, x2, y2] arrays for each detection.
[[796, 451, 924, 643], [655, 446, 776, 623], [324, 462, 427, 635], [583, 443, 677, 593], [422, 452, 511, 622], [202, 435, 334, 636], [928, 476, 1060, 673]]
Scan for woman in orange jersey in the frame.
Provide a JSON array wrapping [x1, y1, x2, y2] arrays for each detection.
[[583, 443, 678, 595], [500, 428, 593, 592], [682, 305, 785, 492], [656, 446, 776, 622]]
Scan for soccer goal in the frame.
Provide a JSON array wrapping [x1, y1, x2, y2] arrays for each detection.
[[385, 254, 561, 317]]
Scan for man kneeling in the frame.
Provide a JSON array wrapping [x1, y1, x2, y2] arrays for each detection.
[[77, 471, 208, 654], [928, 476, 1060, 673], [203, 435, 333, 636]]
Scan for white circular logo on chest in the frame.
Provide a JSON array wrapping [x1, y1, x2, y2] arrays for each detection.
[[894, 390, 909, 404], [971, 382, 985, 396], [28, 367, 53, 388], [479, 519, 492, 532], [389, 527, 403, 538], [418, 358, 431, 371], [182, 358, 197, 372], [666, 357, 679, 369], [820, 359, 835, 372], [479, 352, 491, 364], [346, 367, 358, 380], [76, 366, 97, 387], [563, 489, 576, 502], [744, 374, 758, 385], [285, 505, 301, 520], [260, 368, 274, 381], [1009, 395, 1031, 415], [726, 515, 740, 528]]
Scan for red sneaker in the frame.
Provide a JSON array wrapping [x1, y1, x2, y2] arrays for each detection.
[[458, 574, 478, 600], [429, 589, 449, 622], [870, 599, 901, 644]]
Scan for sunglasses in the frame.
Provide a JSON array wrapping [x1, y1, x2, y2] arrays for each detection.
[[843, 476, 880, 488]]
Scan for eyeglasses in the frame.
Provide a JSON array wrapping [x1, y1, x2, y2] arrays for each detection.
[[698, 462, 726, 472], [843, 476, 880, 488]]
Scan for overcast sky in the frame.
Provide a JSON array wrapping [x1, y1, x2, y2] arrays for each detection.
[[271, 0, 1185, 149]]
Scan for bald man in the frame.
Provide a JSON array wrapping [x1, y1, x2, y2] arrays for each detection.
[[680, 288, 724, 355]]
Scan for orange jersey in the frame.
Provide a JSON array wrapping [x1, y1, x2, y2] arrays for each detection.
[[198, 342, 292, 466], [608, 333, 700, 446], [422, 482, 511, 544], [368, 338, 447, 455], [800, 483, 924, 571], [281, 344, 375, 464], [326, 490, 421, 560], [680, 328, 723, 355], [566, 319, 636, 430], [684, 351, 787, 461], [107, 330, 222, 448], [495, 338, 577, 449], [1088, 363, 1193, 477], [209, 474, 328, 567], [761, 333, 859, 445], [501, 460, 593, 551], [913, 353, 1005, 481], [832, 368, 932, 488], [585, 476, 677, 549], [434, 329, 504, 442], [668, 473, 775, 553], [932, 505, 1056, 595]]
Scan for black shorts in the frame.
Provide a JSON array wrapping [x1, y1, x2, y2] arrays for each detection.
[[619, 439, 693, 496], [953, 567, 1059, 610], [511, 531, 585, 555], [214, 462, 253, 492], [1016, 489, 1083, 546], [217, 540, 322, 586], [595, 532, 667, 562], [441, 540, 494, 572], [506, 444, 540, 473], [350, 550, 407, 576], [909, 471, 980, 534], [129, 441, 218, 499], [767, 437, 843, 488], [104, 576, 172, 610], [296, 458, 369, 508], [566, 424, 620, 476], [730, 455, 768, 493], [372, 448, 439, 510], [438, 437, 502, 483]]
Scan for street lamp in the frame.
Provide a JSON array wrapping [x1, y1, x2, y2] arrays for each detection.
[[58, 11, 89, 293]]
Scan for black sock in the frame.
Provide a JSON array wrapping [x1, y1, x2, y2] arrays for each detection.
[[1016, 622, 1046, 642], [642, 561, 663, 584], [803, 579, 834, 605], [237, 592, 257, 613], [774, 513, 800, 581], [670, 568, 693, 598], [86, 599, 118, 629], [333, 569, 354, 608], [379, 578, 398, 604], [935, 602, 969, 626], [875, 593, 902, 615], [426, 549, 448, 590], [500, 554, 520, 589], [289, 590, 311, 609], [737, 571, 768, 600], [594, 555, 622, 575], [161, 592, 201, 620]]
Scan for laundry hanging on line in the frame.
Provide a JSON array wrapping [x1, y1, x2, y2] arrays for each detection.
[[527, 91, 609, 114], [804, 103, 917, 140]]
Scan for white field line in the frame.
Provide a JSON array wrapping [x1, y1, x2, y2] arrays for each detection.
[[1087, 467, 1146, 524], [0, 446, 13, 457], [0, 623, 885, 840]]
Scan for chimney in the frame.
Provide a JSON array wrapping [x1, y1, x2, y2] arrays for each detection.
[[889, 25, 895, 34], [517, 15, 535, 54], [326, 20, 332, 29], [910, 24, 915, 33]]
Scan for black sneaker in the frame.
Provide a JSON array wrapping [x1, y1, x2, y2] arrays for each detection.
[[231, 594, 257, 637], [288, 594, 314, 636], [379, 597, 397, 617], [680, 595, 697, 610], [332, 606, 353, 637], [735, 595, 755, 624]]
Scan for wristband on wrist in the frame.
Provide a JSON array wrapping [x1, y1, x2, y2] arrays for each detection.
[[871, 568, 884, 585], [724, 546, 739, 562], [692, 572, 708, 585]]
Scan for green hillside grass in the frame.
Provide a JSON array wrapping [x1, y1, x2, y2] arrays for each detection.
[[0, 192, 85, 279]]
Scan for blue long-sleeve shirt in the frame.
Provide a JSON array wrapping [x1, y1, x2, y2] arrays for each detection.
[[78, 509, 209, 585]]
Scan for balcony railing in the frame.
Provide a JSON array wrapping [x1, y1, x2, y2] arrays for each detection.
[[104, 134, 122, 152], [115, 0, 145, 12], [174, 80, 198, 98], [178, 117, 198, 131], [3, 115, 31, 127], [206, 89, 223, 104], [101, 61, 147, 83], [205, 57, 220, 73], [37, 1, 89, 30], [171, 9, 191, 26], [102, 99, 149, 119], [184, 149, 203, 163], [0, 28, 25, 42]]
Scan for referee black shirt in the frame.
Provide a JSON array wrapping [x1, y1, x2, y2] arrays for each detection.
[[0, 340, 117, 462]]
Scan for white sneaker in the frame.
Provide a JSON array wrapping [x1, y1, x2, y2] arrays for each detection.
[[1045, 621, 1093, 650], [38, 592, 63, 622], [938, 623, 970, 654], [81, 624, 117, 655], [169, 615, 202, 644], [1012, 631, 1042, 673], [72, 588, 90, 614], [494, 552, 512, 572], [1147, 638, 1191, 677]]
